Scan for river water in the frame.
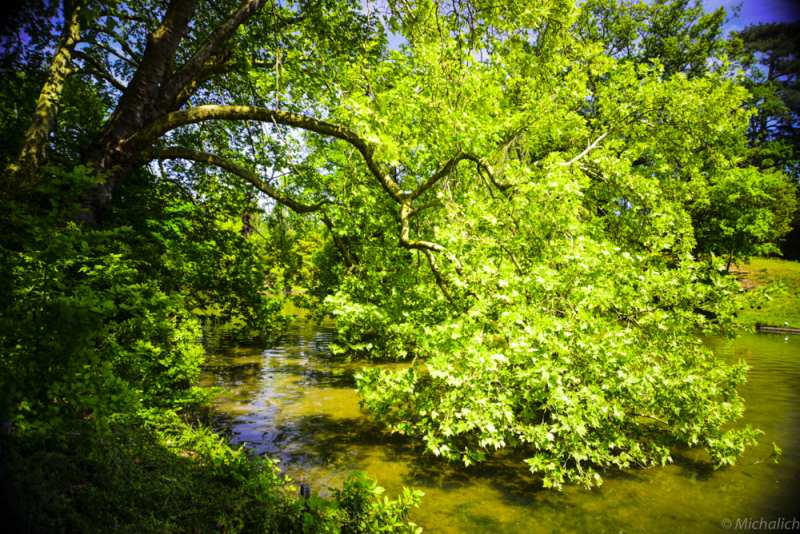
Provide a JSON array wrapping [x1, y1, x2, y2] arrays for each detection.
[[198, 306, 800, 533]]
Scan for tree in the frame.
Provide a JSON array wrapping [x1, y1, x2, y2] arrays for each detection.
[[737, 21, 800, 152], [574, 0, 798, 263], [690, 166, 797, 269], [575, 0, 739, 78], [0, 0, 57, 71], [734, 21, 800, 259], [2, 0, 778, 490]]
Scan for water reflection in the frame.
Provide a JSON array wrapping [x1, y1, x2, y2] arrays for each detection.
[[198, 312, 800, 533]]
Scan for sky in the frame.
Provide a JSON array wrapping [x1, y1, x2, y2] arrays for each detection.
[[371, 0, 800, 51], [698, 0, 799, 32]]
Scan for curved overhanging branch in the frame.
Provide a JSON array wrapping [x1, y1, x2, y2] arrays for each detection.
[[136, 108, 472, 300], [149, 146, 357, 266], [462, 152, 513, 193], [147, 146, 326, 214], [122, 105, 408, 204]]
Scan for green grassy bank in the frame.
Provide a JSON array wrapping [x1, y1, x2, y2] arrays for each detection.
[[729, 257, 800, 329]]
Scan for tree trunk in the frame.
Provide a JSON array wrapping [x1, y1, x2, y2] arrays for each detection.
[[5, 2, 80, 193], [75, 0, 269, 223], [76, 0, 200, 223]]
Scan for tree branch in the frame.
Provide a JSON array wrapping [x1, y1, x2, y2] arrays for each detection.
[[166, 50, 236, 110], [461, 152, 513, 192], [167, 56, 294, 111], [409, 199, 444, 217], [123, 105, 408, 203], [146, 146, 328, 214], [499, 243, 524, 275], [68, 68, 127, 92], [99, 8, 154, 26], [129, 104, 467, 276], [559, 131, 608, 167], [137, 112, 467, 301], [410, 150, 465, 201], [424, 250, 461, 313], [399, 202, 463, 273], [95, 0, 198, 145], [87, 31, 140, 65], [320, 212, 356, 268], [156, 0, 270, 111], [399, 203, 447, 253]]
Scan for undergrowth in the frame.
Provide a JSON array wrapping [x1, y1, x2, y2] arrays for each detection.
[[0, 410, 423, 534]]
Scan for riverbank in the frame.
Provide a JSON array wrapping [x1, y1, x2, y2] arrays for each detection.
[[0, 411, 422, 534], [0, 412, 306, 534], [729, 257, 800, 331]]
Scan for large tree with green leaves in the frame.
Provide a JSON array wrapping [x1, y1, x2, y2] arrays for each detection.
[[736, 21, 800, 153], [732, 20, 800, 259], [575, 0, 737, 77], [574, 0, 797, 264], [2, 0, 783, 489]]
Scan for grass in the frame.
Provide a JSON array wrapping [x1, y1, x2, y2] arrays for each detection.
[[729, 257, 800, 328]]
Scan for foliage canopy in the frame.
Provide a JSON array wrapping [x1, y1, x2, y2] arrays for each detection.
[[0, 0, 792, 494]]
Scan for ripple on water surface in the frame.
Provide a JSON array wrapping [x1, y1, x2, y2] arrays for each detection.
[[198, 313, 800, 534]]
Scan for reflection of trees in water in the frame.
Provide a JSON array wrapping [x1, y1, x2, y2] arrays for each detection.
[[201, 323, 725, 507], [194, 325, 800, 533]]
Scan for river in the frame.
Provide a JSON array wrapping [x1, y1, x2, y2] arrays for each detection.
[[197, 305, 800, 533]]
